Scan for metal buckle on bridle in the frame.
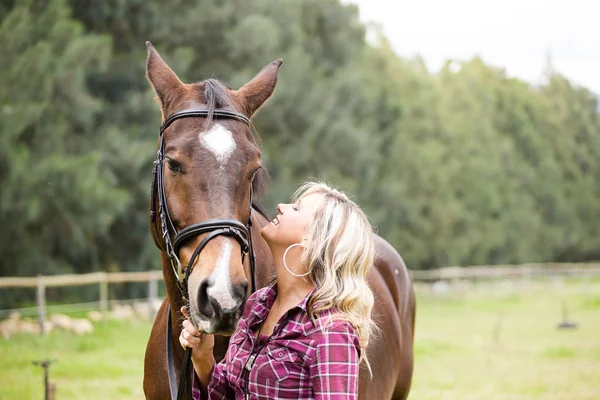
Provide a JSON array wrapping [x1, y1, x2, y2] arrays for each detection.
[[162, 245, 183, 289], [169, 251, 185, 285]]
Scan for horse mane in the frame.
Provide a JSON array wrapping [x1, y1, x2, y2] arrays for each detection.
[[202, 79, 269, 214]]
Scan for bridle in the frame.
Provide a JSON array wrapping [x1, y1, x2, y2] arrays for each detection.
[[150, 108, 258, 299], [149, 108, 259, 400]]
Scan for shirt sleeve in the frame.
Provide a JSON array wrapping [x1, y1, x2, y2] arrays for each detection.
[[191, 360, 229, 400], [310, 322, 360, 400]]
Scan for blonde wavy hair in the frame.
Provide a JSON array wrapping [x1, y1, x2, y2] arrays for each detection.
[[292, 181, 377, 372]]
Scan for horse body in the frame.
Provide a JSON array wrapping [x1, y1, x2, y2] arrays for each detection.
[[141, 42, 415, 399], [362, 236, 416, 400]]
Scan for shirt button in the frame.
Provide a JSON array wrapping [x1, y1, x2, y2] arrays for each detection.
[[278, 352, 284, 357]]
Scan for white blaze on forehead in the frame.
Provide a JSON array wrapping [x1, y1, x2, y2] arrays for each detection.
[[206, 241, 238, 310], [199, 123, 236, 164]]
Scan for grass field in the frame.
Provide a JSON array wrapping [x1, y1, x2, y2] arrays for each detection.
[[410, 280, 600, 400], [0, 316, 152, 400], [1, 279, 599, 399]]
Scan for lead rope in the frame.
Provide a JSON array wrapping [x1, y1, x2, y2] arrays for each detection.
[[165, 304, 195, 400]]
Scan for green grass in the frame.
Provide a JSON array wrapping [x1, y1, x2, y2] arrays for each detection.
[[409, 281, 600, 400], [1, 281, 599, 399], [0, 318, 153, 400]]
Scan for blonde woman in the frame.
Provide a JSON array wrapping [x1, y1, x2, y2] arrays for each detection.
[[179, 182, 376, 399]]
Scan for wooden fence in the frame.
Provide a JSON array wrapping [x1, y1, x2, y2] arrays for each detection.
[[408, 262, 600, 281], [0, 271, 163, 333], [1, 262, 599, 331]]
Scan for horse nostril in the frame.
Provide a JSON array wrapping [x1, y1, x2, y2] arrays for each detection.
[[209, 295, 223, 317], [196, 280, 215, 318]]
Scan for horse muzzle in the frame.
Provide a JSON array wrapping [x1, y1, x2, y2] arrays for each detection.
[[192, 277, 248, 334]]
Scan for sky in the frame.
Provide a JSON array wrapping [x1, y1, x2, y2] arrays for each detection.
[[345, 0, 600, 93]]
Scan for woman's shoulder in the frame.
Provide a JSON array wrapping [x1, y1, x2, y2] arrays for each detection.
[[308, 309, 358, 338], [307, 312, 361, 358]]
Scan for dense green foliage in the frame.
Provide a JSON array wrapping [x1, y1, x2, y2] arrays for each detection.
[[1, 0, 599, 281]]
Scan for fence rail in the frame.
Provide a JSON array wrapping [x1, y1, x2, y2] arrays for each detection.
[[2, 263, 600, 329], [1, 262, 600, 290], [0, 271, 162, 329], [0, 270, 163, 288], [408, 262, 600, 281]]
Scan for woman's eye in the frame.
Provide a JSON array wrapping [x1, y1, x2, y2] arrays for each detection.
[[167, 160, 181, 173]]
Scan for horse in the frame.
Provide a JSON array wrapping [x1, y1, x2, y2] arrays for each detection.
[[142, 42, 416, 400]]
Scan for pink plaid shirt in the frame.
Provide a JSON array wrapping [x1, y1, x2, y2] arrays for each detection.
[[192, 283, 360, 399]]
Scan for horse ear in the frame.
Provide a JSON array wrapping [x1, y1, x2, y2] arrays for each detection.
[[237, 59, 283, 117], [145, 41, 183, 108]]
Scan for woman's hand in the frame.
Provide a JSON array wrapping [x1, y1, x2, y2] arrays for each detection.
[[180, 306, 216, 388]]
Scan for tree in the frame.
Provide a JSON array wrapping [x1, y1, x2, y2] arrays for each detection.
[[0, 0, 128, 279]]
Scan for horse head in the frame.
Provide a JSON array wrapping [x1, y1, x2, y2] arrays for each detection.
[[146, 42, 281, 335]]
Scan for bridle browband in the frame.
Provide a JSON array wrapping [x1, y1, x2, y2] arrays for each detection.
[[149, 108, 258, 400]]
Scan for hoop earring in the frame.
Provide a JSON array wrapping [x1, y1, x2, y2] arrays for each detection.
[[283, 243, 310, 277]]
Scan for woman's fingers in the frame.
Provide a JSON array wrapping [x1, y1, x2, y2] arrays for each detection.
[[179, 334, 191, 349], [179, 328, 202, 349], [180, 319, 202, 347], [181, 329, 202, 346], [183, 319, 201, 337], [178, 309, 216, 358], [180, 306, 190, 319]]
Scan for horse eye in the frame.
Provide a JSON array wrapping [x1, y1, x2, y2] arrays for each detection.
[[167, 160, 181, 173]]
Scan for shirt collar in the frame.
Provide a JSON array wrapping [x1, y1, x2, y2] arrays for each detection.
[[248, 282, 317, 327], [295, 284, 317, 312]]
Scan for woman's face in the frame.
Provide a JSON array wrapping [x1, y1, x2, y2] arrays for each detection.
[[261, 193, 323, 246]]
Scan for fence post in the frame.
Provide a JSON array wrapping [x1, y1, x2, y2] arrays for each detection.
[[99, 273, 108, 319], [36, 275, 46, 335], [49, 382, 56, 400], [32, 359, 56, 400], [148, 274, 158, 319]]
